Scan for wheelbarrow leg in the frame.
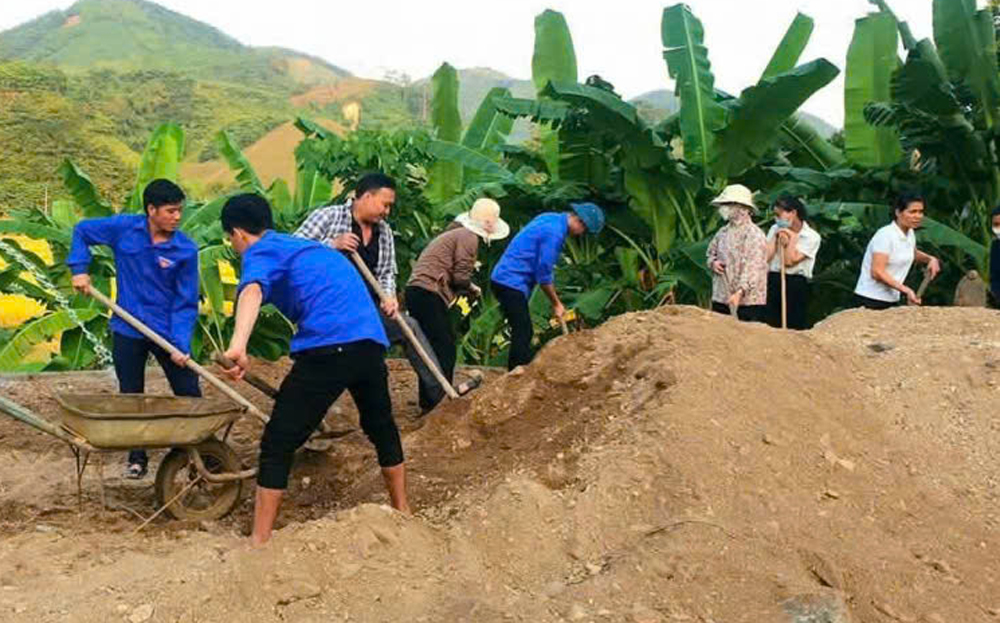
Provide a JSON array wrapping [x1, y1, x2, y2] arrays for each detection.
[[71, 446, 91, 513]]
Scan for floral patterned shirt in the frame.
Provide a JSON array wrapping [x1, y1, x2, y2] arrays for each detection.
[[706, 209, 768, 306]]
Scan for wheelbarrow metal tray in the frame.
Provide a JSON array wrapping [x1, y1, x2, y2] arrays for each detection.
[[55, 394, 241, 449]]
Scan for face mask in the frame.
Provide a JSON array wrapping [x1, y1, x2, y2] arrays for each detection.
[[717, 206, 733, 221], [775, 218, 791, 229], [993, 226, 1000, 238]]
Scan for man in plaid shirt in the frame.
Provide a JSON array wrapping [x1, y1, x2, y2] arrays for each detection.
[[295, 173, 448, 414]]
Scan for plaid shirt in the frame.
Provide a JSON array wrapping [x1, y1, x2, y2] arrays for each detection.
[[294, 202, 398, 296]]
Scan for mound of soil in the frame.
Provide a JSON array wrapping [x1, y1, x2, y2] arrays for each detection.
[[1, 305, 998, 622]]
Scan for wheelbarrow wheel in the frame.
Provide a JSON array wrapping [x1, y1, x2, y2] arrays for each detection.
[[155, 439, 243, 521]]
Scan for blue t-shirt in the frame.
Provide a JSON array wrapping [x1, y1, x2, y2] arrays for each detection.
[[237, 231, 388, 353], [66, 214, 199, 352], [491, 212, 569, 297]]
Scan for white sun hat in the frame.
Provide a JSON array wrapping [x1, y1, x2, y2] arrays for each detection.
[[710, 184, 757, 211], [455, 198, 511, 242]]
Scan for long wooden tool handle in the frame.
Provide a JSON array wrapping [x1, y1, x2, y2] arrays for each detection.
[[720, 272, 739, 319], [558, 315, 569, 336], [214, 353, 278, 398], [87, 288, 269, 423], [779, 243, 787, 329], [348, 252, 459, 399], [916, 267, 934, 300]]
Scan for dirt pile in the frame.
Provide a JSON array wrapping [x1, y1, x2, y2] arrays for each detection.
[[1, 305, 998, 622]]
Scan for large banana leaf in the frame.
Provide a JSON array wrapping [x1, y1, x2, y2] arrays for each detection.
[[462, 87, 514, 157], [198, 244, 228, 328], [713, 59, 840, 178], [532, 10, 578, 94], [50, 200, 80, 231], [180, 195, 229, 241], [661, 3, 726, 175], [267, 178, 294, 224], [777, 114, 846, 171], [844, 12, 904, 168], [294, 117, 335, 141], [493, 96, 569, 125], [624, 168, 677, 256], [426, 141, 513, 180], [0, 220, 70, 247], [0, 309, 100, 371], [532, 10, 578, 180], [933, 0, 1000, 128], [215, 130, 263, 193], [425, 63, 464, 205], [58, 159, 113, 218], [127, 123, 185, 213], [762, 13, 815, 80], [294, 166, 333, 211]]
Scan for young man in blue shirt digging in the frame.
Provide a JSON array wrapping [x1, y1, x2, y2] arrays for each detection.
[[218, 193, 409, 547], [68, 179, 200, 479], [491, 203, 605, 370]]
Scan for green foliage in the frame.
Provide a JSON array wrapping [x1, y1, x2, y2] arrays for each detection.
[[762, 13, 815, 80], [0, 309, 100, 372], [128, 122, 186, 212], [661, 3, 726, 176], [425, 64, 464, 205], [845, 12, 904, 167]]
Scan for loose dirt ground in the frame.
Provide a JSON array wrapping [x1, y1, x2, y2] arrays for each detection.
[[1, 305, 998, 622]]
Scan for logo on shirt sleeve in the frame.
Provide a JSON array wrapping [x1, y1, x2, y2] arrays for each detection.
[[157, 256, 175, 269]]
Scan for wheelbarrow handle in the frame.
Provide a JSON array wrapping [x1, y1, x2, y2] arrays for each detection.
[[348, 252, 459, 399], [86, 288, 269, 424]]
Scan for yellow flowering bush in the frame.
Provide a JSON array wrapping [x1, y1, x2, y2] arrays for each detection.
[[0, 293, 47, 328]]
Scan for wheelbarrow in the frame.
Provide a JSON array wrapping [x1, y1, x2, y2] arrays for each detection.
[[0, 287, 267, 525], [0, 392, 252, 523]]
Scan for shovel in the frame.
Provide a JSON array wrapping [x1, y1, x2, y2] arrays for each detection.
[[87, 287, 269, 424], [916, 266, 935, 301], [349, 252, 460, 399]]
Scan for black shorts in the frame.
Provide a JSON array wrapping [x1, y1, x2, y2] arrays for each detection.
[[257, 340, 403, 490], [854, 294, 898, 311]]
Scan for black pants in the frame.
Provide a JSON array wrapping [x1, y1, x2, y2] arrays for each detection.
[[113, 332, 201, 465], [854, 294, 898, 310], [492, 281, 533, 371], [711, 302, 766, 323], [258, 340, 402, 490], [405, 286, 456, 410], [765, 272, 810, 330]]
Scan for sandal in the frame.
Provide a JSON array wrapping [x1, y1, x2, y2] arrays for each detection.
[[456, 372, 483, 396], [125, 462, 148, 480]]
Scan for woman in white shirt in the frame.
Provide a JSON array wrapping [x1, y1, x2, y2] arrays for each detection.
[[854, 192, 941, 310], [765, 195, 821, 329]]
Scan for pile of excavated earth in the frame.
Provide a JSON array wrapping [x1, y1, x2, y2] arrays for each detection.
[[0, 305, 998, 622]]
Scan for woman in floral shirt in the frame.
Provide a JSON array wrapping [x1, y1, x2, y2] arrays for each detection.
[[706, 185, 768, 322]]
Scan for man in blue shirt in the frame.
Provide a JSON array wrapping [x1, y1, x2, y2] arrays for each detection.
[[491, 202, 605, 370], [218, 193, 408, 547], [68, 179, 200, 479]]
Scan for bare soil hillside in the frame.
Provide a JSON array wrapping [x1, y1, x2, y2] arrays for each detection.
[[0, 306, 998, 622]]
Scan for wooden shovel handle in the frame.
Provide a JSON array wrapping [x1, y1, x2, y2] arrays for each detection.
[[213, 353, 278, 398]]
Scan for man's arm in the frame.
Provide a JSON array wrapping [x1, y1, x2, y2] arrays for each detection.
[[67, 216, 127, 290], [221, 284, 263, 380], [535, 232, 565, 317]]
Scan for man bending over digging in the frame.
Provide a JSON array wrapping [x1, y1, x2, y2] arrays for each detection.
[[219, 193, 409, 546]]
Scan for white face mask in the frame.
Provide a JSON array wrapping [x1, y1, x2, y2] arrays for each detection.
[[993, 226, 1000, 238], [717, 206, 733, 221]]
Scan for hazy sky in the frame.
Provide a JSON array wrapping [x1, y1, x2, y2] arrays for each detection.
[[2, 0, 937, 126]]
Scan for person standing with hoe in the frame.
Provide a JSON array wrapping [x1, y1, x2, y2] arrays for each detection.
[[764, 195, 822, 330], [219, 193, 409, 546], [67, 179, 200, 479], [405, 198, 510, 410], [295, 173, 449, 415], [490, 202, 605, 371], [854, 192, 941, 309], [706, 185, 768, 322]]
